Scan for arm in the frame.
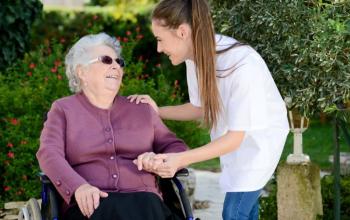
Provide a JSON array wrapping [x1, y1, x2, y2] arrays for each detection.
[[159, 103, 203, 121], [127, 95, 203, 121], [154, 130, 245, 178]]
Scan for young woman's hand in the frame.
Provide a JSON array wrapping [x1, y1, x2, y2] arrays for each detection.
[[133, 152, 164, 174], [74, 183, 108, 218], [153, 153, 182, 178], [127, 94, 159, 114]]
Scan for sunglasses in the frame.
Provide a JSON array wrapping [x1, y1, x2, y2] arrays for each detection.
[[88, 55, 125, 68]]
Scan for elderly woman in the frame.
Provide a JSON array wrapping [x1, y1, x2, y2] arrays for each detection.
[[36, 33, 187, 220]]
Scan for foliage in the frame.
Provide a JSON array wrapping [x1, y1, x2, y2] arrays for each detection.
[[0, 0, 43, 71], [211, 0, 350, 118]]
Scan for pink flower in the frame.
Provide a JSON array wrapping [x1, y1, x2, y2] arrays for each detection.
[[51, 67, 57, 73], [126, 30, 132, 36], [123, 37, 128, 43], [60, 38, 66, 43], [7, 142, 13, 148], [4, 186, 11, 191], [156, 63, 161, 68], [7, 152, 14, 159]]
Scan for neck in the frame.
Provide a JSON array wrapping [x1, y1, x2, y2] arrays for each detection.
[[83, 89, 116, 109]]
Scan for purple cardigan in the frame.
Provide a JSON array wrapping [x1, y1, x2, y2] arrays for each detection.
[[36, 92, 187, 204]]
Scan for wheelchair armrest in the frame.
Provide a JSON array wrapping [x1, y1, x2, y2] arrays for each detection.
[[174, 168, 189, 177], [38, 172, 52, 184]]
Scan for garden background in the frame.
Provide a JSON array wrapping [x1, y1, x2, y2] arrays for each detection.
[[0, 0, 349, 219]]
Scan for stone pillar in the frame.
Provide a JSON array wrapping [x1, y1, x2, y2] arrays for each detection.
[[277, 163, 323, 220]]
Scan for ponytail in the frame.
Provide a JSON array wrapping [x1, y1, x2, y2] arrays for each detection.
[[153, 0, 221, 129]]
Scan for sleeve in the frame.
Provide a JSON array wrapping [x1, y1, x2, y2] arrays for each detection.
[[185, 60, 201, 107], [148, 105, 188, 154], [227, 65, 269, 131], [36, 101, 87, 204]]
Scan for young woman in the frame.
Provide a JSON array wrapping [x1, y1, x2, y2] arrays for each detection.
[[129, 0, 289, 219]]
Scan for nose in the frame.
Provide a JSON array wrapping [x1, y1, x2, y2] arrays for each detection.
[[157, 43, 162, 53]]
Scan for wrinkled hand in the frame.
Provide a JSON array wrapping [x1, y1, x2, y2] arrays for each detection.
[[127, 94, 159, 114], [153, 153, 182, 178], [133, 152, 164, 174], [74, 183, 108, 218]]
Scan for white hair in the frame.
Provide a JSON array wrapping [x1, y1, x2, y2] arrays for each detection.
[[64, 32, 122, 93]]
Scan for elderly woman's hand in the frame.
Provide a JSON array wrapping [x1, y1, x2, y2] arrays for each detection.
[[74, 183, 108, 218], [127, 95, 159, 114], [153, 153, 182, 178]]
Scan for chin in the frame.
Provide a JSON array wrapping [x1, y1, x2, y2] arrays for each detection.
[[170, 57, 184, 66]]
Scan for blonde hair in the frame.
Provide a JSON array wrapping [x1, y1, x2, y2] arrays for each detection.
[[152, 0, 220, 129]]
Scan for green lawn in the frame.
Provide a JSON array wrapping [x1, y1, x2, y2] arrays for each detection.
[[190, 120, 350, 171]]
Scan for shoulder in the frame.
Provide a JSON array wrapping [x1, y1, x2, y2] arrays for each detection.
[[51, 94, 78, 110], [116, 96, 153, 115]]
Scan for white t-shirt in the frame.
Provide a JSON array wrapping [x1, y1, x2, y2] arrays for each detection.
[[186, 34, 289, 192]]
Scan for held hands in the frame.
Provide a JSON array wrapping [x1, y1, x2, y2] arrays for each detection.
[[133, 152, 182, 178], [74, 183, 108, 218], [127, 94, 159, 114]]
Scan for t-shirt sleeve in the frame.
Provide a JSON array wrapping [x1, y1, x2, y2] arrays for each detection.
[[185, 60, 201, 107], [227, 65, 269, 131]]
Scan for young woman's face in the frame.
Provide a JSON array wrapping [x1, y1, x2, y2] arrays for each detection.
[[151, 20, 193, 65]]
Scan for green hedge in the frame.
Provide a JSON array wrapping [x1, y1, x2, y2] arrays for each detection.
[[211, 0, 350, 117]]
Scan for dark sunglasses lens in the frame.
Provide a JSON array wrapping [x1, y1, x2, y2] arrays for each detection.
[[101, 56, 113, 64], [116, 58, 125, 67]]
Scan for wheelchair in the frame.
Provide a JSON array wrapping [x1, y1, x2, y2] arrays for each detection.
[[18, 169, 197, 220]]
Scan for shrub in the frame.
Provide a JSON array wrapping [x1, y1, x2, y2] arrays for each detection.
[[211, 0, 350, 118], [0, 0, 43, 71]]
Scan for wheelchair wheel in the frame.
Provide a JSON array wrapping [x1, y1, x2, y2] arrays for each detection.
[[26, 198, 42, 220], [18, 207, 30, 220]]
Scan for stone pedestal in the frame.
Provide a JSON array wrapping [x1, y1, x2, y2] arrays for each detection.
[[277, 163, 323, 220]]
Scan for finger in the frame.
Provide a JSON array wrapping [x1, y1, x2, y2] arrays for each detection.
[[135, 95, 145, 104], [128, 95, 137, 102], [100, 191, 108, 198], [137, 154, 145, 171], [153, 154, 168, 161], [81, 195, 89, 217], [92, 191, 100, 210], [76, 196, 86, 217], [86, 193, 95, 217]]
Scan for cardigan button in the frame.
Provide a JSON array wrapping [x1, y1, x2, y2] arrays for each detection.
[[105, 127, 111, 132], [108, 138, 113, 143]]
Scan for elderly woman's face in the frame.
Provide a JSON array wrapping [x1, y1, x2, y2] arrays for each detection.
[[79, 45, 124, 95]]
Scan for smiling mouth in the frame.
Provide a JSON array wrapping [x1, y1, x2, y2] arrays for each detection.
[[106, 75, 120, 80]]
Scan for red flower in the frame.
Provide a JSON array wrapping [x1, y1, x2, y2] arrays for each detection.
[[27, 71, 32, 77], [51, 67, 57, 73], [20, 140, 27, 145], [60, 38, 66, 43], [123, 37, 128, 43], [7, 152, 14, 159], [126, 30, 132, 36], [136, 34, 144, 40], [29, 63, 36, 69], [4, 186, 11, 191], [117, 36, 121, 42], [10, 118, 19, 125], [57, 74, 62, 80], [156, 63, 161, 68], [7, 142, 13, 148]]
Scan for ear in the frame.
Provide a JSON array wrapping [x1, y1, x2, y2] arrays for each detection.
[[76, 65, 86, 82], [176, 23, 191, 40]]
